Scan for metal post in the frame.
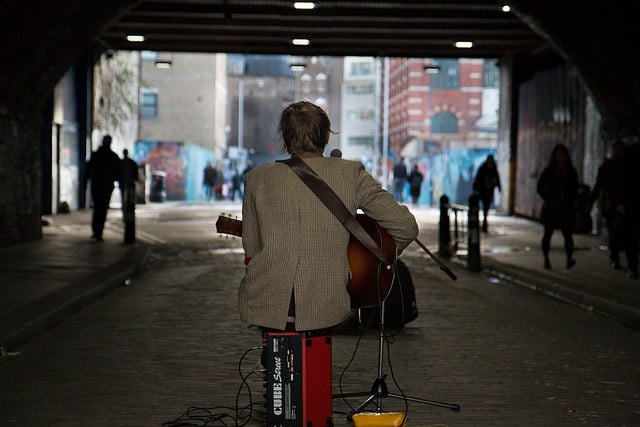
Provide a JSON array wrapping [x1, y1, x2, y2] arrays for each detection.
[[381, 57, 390, 190], [438, 194, 451, 258], [467, 193, 481, 271], [238, 79, 244, 150], [124, 181, 136, 244]]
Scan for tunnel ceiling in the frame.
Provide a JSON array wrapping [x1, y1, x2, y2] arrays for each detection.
[[98, 0, 549, 58]]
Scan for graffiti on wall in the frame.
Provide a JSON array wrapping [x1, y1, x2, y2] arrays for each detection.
[[134, 140, 217, 201], [407, 148, 497, 206]]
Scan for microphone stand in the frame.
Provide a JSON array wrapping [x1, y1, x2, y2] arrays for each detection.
[[414, 238, 457, 281], [333, 239, 460, 419]]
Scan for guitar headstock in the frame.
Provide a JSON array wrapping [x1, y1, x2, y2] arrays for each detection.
[[216, 214, 242, 238]]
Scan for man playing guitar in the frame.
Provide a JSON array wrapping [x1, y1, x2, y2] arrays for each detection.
[[239, 101, 418, 333]]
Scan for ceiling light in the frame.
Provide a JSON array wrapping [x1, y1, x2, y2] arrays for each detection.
[[455, 41, 473, 49], [155, 60, 172, 69], [294, 2, 315, 9], [126, 34, 145, 42], [290, 64, 306, 71], [501, 4, 511, 12], [292, 38, 310, 46]]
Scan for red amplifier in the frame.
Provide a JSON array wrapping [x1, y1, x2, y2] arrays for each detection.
[[263, 331, 333, 427]]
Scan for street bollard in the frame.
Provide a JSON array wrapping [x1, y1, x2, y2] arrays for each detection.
[[467, 193, 481, 271], [438, 194, 451, 258], [124, 181, 136, 244]]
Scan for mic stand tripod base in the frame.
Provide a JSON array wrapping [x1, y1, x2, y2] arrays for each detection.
[[334, 375, 460, 420], [333, 301, 460, 421]]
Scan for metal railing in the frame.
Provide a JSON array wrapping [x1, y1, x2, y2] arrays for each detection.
[[449, 203, 469, 255], [439, 194, 481, 271]]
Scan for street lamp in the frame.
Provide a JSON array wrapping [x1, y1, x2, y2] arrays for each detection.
[[238, 78, 264, 151]]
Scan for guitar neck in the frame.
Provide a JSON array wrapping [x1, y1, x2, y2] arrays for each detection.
[[216, 215, 242, 237]]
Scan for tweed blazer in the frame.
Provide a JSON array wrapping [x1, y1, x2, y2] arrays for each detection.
[[239, 157, 419, 331]]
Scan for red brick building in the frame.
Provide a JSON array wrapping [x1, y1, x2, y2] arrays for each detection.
[[387, 57, 498, 157]]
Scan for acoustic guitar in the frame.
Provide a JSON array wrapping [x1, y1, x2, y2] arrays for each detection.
[[215, 213, 397, 309]]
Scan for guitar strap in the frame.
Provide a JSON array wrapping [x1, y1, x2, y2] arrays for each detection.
[[278, 157, 392, 266]]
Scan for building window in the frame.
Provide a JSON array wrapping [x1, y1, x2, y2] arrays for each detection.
[[140, 88, 158, 118], [347, 110, 375, 121], [483, 60, 500, 88], [346, 84, 374, 94], [315, 97, 327, 108], [430, 59, 459, 89], [301, 73, 312, 94], [349, 61, 374, 77], [431, 111, 458, 133], [347, 136, 374, 147], [316, 73, 327, 93], [140, 50, 158, 61]]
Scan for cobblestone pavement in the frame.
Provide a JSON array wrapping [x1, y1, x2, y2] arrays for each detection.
[[1, 203, 639, 426]]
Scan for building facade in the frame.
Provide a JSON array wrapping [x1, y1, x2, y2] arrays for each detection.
[[340, 57, 379, 166], [386, 57, 500, 205], [136, 52, 227, 200]]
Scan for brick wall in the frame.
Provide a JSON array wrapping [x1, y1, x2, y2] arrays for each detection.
[[0, 111, 42, 246]]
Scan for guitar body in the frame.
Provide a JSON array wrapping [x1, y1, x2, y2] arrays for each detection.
[[347, 214, 397, 309], [215, 213, 397, 309]]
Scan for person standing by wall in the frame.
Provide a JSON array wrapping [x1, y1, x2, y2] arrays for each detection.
[[85, 134, 121, 242], [473, 154, 502, 233], [119, 149, 139, 212], [537, 144, 579, 270]]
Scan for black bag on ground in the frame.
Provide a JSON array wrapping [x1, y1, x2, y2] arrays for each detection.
[[360, 259, 419, 330]]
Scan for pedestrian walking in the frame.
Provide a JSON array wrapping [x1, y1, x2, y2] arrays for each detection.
[[622, 142, 640, 279], [537, 144, 579, 270], [589, 141, 625, 269], [85, 134, 121, 242], [392, 157, 408, 203], [473, 154, 501, 233], [203, 161, 216, 201], [228, 169, 243, 201], [214, 164, 224, 200], [407, 163, 424, 206]]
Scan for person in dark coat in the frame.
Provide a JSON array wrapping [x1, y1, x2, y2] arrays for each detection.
[[473, 154, 501, 232], [392, 157, 408, 203], [589, 141, 625, 269], [407, 163, 424, 206], [621, 142, 640, 279], [229, 169, 243, 201], [537, 144, 579, 270], [119, 148, 139, 214], [85, 134, 121, 241], [203, 161, 216, 201]]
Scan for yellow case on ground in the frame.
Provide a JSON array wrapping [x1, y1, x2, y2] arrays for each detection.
[[351, 412, 407, 427]]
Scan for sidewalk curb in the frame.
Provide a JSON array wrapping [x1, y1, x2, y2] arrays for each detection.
[[482, 258, 640, 329], [0, 245, 150, 350]]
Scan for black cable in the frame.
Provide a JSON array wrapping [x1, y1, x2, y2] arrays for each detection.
[[337, 323, 366, 412], [384, 332, 410, 421], [162, 346, 265, 427], [235, 346, 264, 426]]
